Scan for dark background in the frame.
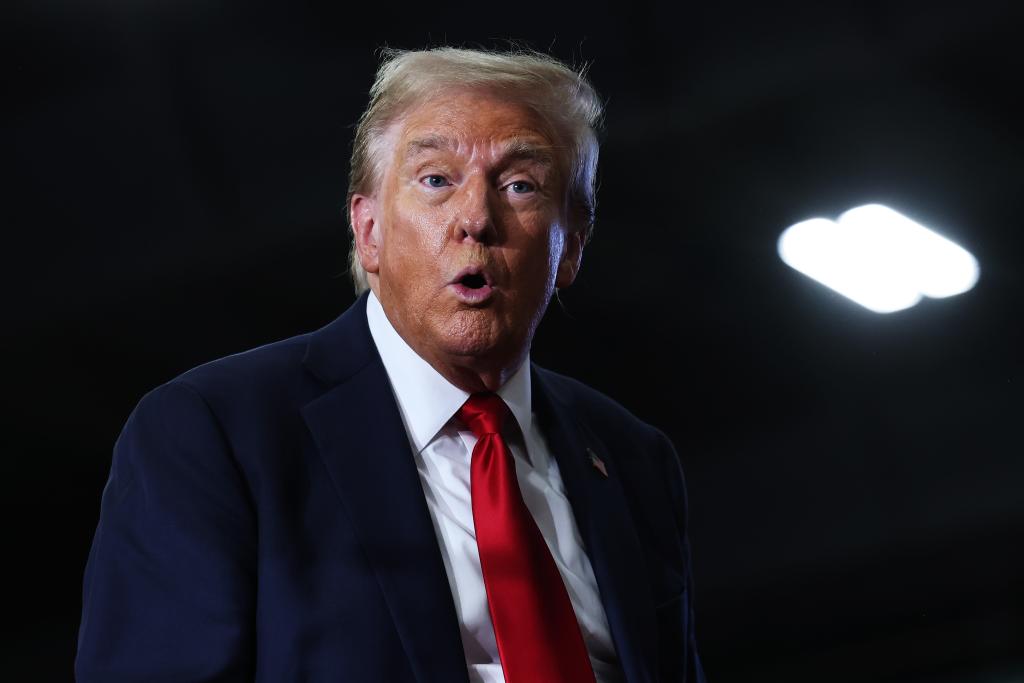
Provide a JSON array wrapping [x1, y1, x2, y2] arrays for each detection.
[[6, 1, 1023, 681]]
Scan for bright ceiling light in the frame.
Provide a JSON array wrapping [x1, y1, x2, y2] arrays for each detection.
[[778, 204, 980, 313]]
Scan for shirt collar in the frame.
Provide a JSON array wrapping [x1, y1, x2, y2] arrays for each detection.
[[366, 291, 533, 453]]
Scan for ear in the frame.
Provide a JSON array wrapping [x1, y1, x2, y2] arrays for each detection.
[[555, 228, 584, 289], [350, 193, 381, 274]]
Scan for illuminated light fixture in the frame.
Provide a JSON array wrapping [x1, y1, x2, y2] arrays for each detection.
[[777, 204, 980, 313]]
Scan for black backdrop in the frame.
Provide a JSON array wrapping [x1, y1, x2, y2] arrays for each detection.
[[6, 1, 1023, 681]]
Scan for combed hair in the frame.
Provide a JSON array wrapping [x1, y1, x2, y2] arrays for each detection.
[[346, 47, 604, 294]]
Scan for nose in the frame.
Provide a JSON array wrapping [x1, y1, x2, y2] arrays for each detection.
[[453, 177, 498, 244]]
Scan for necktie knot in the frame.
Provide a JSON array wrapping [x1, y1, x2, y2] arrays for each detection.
[[457, 393, 509, 438]]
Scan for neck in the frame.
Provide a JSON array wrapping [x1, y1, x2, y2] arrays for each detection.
[[422, 349, 528, 394]]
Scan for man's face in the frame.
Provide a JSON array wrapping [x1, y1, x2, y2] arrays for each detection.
[[352, 89, 583, 382]]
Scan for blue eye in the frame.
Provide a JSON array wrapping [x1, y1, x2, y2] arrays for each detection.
[[423, 175, 449, 188], [508, 180, 535, 194]]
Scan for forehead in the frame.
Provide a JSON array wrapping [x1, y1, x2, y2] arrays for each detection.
[[391, 89, 556, 157]]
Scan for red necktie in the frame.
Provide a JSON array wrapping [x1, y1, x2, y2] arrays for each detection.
[[458, 393, 595, 683]]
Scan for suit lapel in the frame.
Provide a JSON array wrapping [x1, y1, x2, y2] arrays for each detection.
[[301, 296, 469, 683], [533, 367, 659, 683]]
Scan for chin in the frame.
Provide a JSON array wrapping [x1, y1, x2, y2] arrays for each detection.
[[440, 330, 501, 360], [438, 312, 515, 362]]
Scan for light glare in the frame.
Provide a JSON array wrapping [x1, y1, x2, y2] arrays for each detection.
[[778, 204, 979, 314]]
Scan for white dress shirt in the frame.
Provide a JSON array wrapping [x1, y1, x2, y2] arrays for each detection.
[[366, 292, 624, 683]]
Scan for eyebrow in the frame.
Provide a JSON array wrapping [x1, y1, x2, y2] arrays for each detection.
[[404, 134, 457, 159], [402, 134, 556, 167], [503, 137, 556, 166]]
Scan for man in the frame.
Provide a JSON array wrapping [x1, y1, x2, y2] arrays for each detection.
[[77, 47, 706, 682]]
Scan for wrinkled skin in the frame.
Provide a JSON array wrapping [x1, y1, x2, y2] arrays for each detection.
[[351, 89, 583, 392]]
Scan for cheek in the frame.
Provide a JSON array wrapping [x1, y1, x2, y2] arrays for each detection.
[[384, 202, 451, 273], [418, 210, 451, 257], [547, 228, 566, 273]]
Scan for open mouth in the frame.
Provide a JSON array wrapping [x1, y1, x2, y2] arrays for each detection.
[[459, 273, 488, 290], [450, 268, 495, 303]]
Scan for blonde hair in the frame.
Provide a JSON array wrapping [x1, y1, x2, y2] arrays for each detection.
[[346, 47, 604, 294]]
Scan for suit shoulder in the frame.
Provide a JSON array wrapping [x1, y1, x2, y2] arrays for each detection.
[[167, 330, 318, 403], [534, 365, 663, 443]]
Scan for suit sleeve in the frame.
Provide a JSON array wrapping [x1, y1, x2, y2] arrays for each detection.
[[654, 428, 708, 683], [76, 380, 257, 682]]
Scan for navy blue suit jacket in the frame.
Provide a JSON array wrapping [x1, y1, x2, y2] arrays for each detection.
[[77, 294, 705, 682]]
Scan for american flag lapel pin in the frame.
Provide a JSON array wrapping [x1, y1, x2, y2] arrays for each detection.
[[587, 447, 608, 478]]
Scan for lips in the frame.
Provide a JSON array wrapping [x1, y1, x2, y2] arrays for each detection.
[[449, 266, 496, 304], [451, 266, 493, 289]]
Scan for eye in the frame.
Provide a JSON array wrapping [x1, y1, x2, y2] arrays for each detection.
[[422, 174, 451, 189], [507, 180, 536, 194]]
